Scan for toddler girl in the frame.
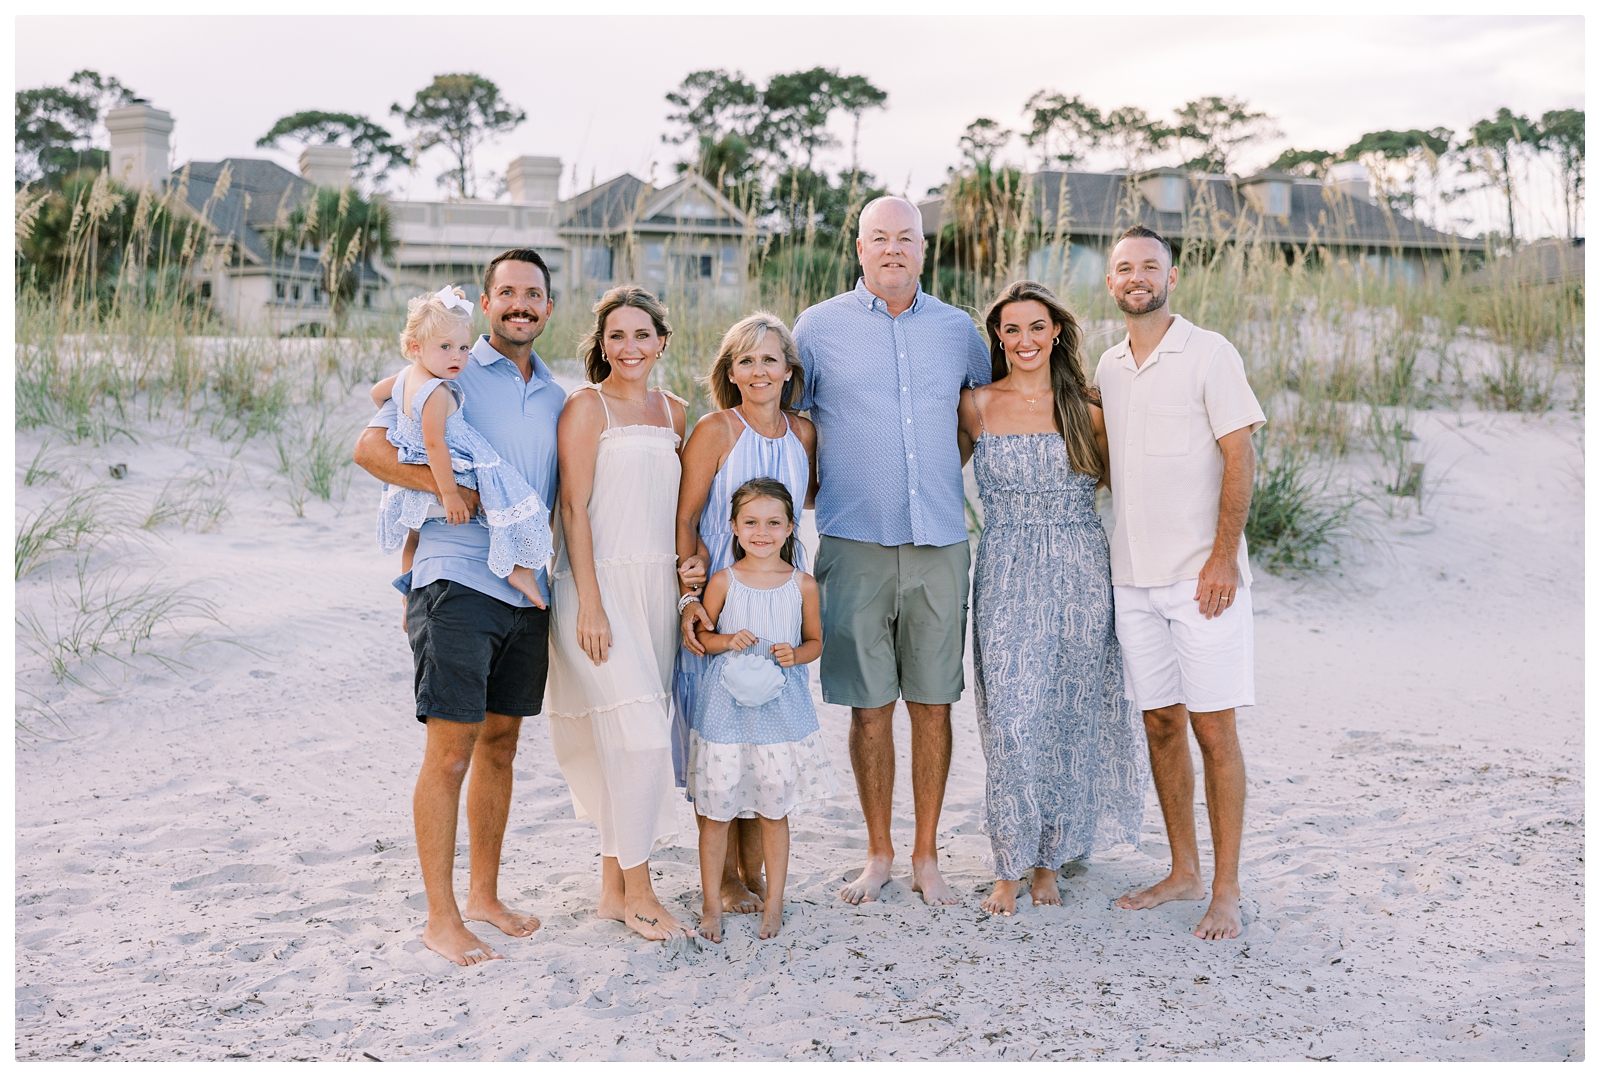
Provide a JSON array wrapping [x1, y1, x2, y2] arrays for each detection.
[[688, 477, 836, 941], [373, 285, 552, 606]]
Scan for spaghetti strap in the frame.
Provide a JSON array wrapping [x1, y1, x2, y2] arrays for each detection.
[[588, 384, 613, 430], [973, 387, 988, 435], [658, 387, 672, 426], [730, 406, 752, 431]]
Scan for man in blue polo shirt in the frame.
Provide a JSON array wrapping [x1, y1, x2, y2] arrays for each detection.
[[795, 197, 991, 907], [354, 249, 565, 966]]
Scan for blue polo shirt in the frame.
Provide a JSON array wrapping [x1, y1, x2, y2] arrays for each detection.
[[368, 335, 566, 606], [795, 279, 991, 548]]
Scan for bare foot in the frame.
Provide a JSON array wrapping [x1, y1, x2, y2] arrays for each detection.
[[597, 889, 625, 923], [721, 879, 764, 914], [911, 856, 961, 906], [508, 566, 547, 609], [981, 878, 1022, 916], [699, 903, 724, 944], [1194, 888, 1243, 940], [421, 918, 503, 967], [1030, 867, 1062, 907], [759, 901, 783, 939], [462, 897, 541, 938], [840, 854, 893, 904], [624, 892, 694, 942], [1115, 872, 1206, 910]]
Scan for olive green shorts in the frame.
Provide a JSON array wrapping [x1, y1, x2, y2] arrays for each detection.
[[813, 535, 971, 709]]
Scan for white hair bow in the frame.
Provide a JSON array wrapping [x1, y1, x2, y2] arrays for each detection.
[[433, 285, 475, 315]]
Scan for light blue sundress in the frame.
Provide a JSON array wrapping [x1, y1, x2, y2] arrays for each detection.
[[970, 420, 1149, 880], [671, 408, 810, 787], [375, 371, 554, 579], [685, 566, 838, 821]]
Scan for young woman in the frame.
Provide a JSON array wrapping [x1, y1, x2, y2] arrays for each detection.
[[546, 285, 693, 942], [672, 312, 815, 916], [956, 279, 1148, 916]]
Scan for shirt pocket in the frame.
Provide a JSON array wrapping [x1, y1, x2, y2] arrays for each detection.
[[1144, 404, 1191, 456]]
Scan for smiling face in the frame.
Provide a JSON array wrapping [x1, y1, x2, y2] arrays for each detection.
[[482, 259, 552, 346], [996, 299, 1056, 374], [728, 332, 791, 407], [1107, 237, 1177, 316], [409, 320, 473, 380], [731, 495, 793, 560], [856, 198, 926, 297], [601, 304, 666, 386]]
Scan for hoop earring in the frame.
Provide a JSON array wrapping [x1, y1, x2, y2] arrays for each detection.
[[1052, 336, 1060, 346]]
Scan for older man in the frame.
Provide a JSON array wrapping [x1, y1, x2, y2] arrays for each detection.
[[353, 249, 565, 965], [1095, 225, 1265, 941], [795, 196, 991, 906]]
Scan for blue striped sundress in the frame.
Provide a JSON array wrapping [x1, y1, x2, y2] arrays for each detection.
[[671, 408, 810, 787]]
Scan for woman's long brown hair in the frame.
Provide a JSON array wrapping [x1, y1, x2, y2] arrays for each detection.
[[579, 285, 672, 384], [983, 280, 1104, 479]]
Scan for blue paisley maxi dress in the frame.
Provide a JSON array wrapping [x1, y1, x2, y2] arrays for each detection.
[[970, 428, 1148, 880]]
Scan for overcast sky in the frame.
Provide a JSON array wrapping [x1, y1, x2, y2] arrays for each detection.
[[15, 11, 1587, 238]]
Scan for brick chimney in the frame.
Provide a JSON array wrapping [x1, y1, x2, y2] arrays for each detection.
[[299, 145, 354, 188], [106, 102, 174, 190]]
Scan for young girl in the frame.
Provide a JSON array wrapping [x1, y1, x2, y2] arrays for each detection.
[[688, 478, 836, 942], [373, 286, 552, 606]]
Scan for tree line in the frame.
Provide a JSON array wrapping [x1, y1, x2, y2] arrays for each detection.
[[959, 93, 1584, 244]]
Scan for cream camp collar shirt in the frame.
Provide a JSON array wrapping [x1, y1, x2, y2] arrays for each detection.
[[1095, 314, 1266, 589]]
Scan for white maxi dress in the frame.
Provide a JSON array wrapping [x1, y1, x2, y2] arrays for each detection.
[[547, 385, 683, 869]]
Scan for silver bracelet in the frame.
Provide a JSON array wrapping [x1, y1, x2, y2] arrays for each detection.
[[677, 592, 702, 614]]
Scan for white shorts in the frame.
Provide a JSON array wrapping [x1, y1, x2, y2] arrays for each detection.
[[1113, 579, 1255, 713]]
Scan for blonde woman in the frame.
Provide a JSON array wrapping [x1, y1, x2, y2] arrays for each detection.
[[672, 312, 816, 916], [547, 286, 693, 942]]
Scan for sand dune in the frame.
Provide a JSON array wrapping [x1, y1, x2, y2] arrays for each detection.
[[14, 406, 1583, 1061]]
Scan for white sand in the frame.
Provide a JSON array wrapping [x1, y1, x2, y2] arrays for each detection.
[[14, 401, 1583, 1061]]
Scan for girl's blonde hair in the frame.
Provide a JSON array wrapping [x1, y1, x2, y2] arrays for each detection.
[[703, 311, 802, 411], [579, 285, 672, 383], [400, 286, 473, 357]]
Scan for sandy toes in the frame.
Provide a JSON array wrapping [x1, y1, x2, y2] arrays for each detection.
[[421, 920, 504, 967], [1115, 872, 1206, 911], [759, 903, 783, 939], [911, 857, 961, 906], [1030, 868, 1063, 907], [625, 894, 695, 942], [698, 906, 724, 944], [840, 855, 893, 904], [462, 898, 541, 938], [981, 878, 1023, 916], [722, 880, 764, 914], [1193, 891, 1243, 940]]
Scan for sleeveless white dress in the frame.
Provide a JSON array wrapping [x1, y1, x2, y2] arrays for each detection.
[[547, 385, 683, 869]]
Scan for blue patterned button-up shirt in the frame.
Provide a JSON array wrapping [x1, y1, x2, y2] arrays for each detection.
[[795, 279, 991, 548]]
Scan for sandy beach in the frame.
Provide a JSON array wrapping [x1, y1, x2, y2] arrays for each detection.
[[14, 396, 1584, 1061]]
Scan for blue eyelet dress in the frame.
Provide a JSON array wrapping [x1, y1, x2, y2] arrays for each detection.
[[376, 372, 554, 578], [686, 566, 837, 821]]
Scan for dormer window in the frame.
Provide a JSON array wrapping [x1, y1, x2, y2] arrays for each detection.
[[1241, 172, 1294, 218], [1136, 168, 1187, 214]]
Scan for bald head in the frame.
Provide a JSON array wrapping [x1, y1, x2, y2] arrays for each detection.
[[858, 196, 923, 239]]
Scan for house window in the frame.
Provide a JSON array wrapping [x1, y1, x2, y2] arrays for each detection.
[[699, 254, 713, 279], [291, 284, 302, 301], [199, 280, 212, 299], [644, 242, 665, 282], [362, 291, 373, 309], [312, 287, 323, 305], [720, 245, 741, 285], [583, 247, 614, 280], [275, 280, 286, 300]]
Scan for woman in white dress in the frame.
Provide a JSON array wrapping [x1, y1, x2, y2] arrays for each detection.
[[548, 285, 693, 942]]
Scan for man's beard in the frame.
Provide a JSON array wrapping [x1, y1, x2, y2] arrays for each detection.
[[1114, 285, 1167, 316]]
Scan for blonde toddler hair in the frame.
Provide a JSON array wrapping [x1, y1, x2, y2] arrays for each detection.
[[400, 286, 473, 357]]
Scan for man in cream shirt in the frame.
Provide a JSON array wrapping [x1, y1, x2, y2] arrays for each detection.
[[1095, 225, 1265, 941]]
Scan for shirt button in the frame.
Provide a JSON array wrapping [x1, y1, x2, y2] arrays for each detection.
[[902, 386, 908, 392], [905, 418, 911, 424], [907, 453, 914, 459]]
